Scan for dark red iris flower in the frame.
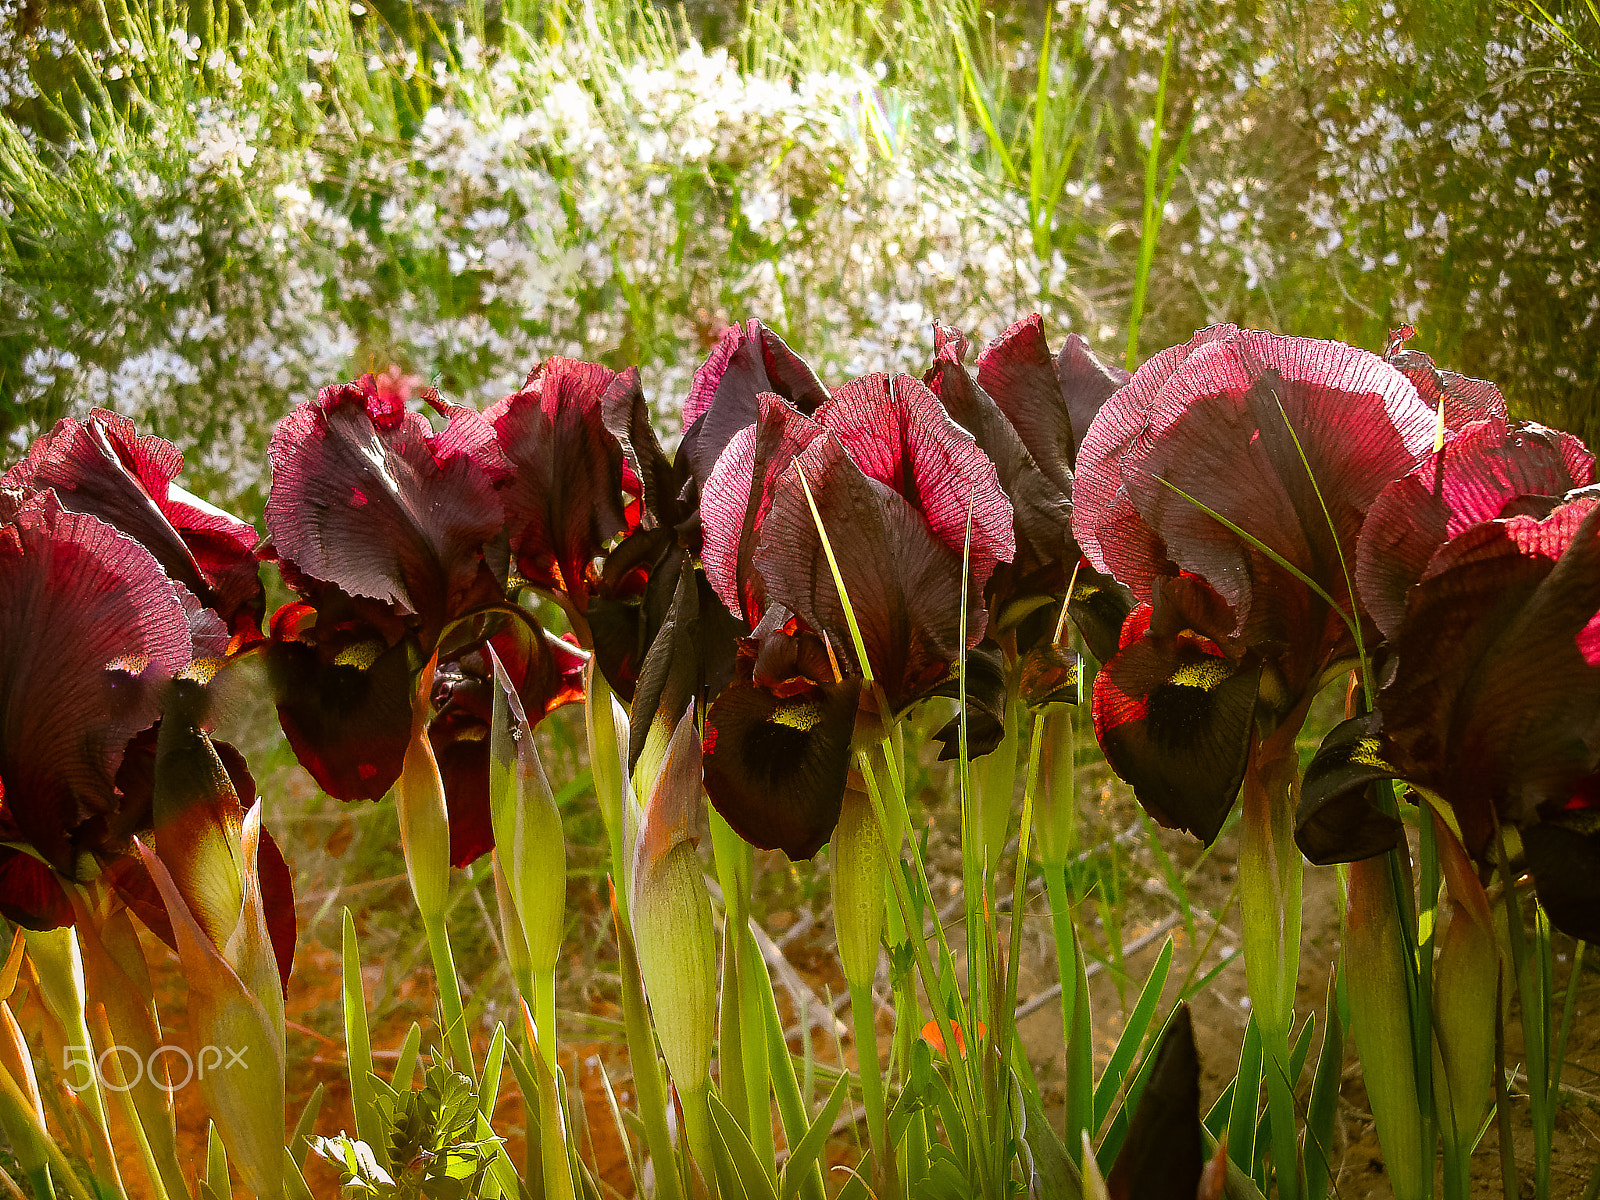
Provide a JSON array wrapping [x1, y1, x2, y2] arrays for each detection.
[[262, 369, 586, 866], [1, 408, 265, 645], [0, 491, 295, 981], [1072, 326, 1464, 842], [699, 368, 1015, 859], [1299, 489, 1600, 940], [922, 317, 1134, 733]]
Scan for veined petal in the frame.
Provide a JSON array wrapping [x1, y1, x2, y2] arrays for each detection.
[[680, 318, 828, 489], [1385, 347, 1507, 430], [488, 357, 629, 609], [0, 494, 191, 871], [700, 394, 826, 623], [1356, 417, 1594, 637], [755, 434, 978, 708], [2, 411, 264, 638], [265, 375, 506, 634], [816, 373, 1015, 597]]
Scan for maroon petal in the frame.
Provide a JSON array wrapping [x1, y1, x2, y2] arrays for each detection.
[[1378, 496, 1600, 858], [0, 495, 191, 872], [680, 318, 828, 489], [1091, 594, 1261, 844], [700, 394, 826, 623], [754, 434, 979, 709], [924, 324, 1075, 612], [2, 411, 264, 639], [1522, 818, 1600, 942], [816, 372, 1015, 599], [265, 376, 507, 636], [975, 315, 1125, 492], [487, 358, 629, 610], [602, 367, 689, 534], [703, 668, 862, 861], [1356, 418, 1595, 638], [261, 599, 416, 801], [1385, 348, 1507, 430]]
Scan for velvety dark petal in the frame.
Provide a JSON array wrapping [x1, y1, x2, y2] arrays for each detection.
[[1056, 332, 1131, 464], [1356, 418, 1595, 638], [702, 672, 862, 860], [262, 600, 416, 801], [755, 434, 975, 710], [680, 318, 828, 490], [0, 495, 192, 872], [0, 848, 73, 930], [1385, 348, 1507, 430], [1106, 1004, 1203, 1200], [1522, 818, 1600, 942], [1379, 498, 1600, 857], [265, 376, 506, 635], [1091, 604, 1261, 844], [627, 558, 703, 773], [2, 411, 265, 638], [924, 324, 1074, 599], [602, 366, 689, 533], [487, 358, 629, 610], [587, 527, 681, 701], [1067, 564, 1137, 668], [973, 315, 1076, 496], [1294, 712, 1406, 866], [929, 640, 1010, 760], [700, 394, 826, 622], [817, 373, 1015, 598]]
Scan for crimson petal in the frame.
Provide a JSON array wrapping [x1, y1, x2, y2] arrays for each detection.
[[817, 373, 1015, 600], [1377, 496, 1600, 861], [700, 394, 826, 624], [265, 375, 507, 637], [754, 434, 976, 710], [2, 411, 264, 638], [680, 318, 828, 490], [0, 495, 191, 871], [1356, 417, 1594, 638], [0, 849, 74, 930], [1385, 347, 1507, 430], [488, 358, 630, 610]]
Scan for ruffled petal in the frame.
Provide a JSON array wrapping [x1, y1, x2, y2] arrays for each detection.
[[1, 411, 264, 639], [1356, 417, 1594, 638], [0, 495, 191, 871], [680, 318, 828, 489], [1385, 348, 1508, 430], [817, 372, 1015, 597], [754, 434, 977, 710], [265, 376, 506, 635], [487, 357, 629, 609]]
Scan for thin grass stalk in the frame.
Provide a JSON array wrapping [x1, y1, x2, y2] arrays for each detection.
[[1125, 29, 1174, 370], [0, 1065, 93, 1200], [84, 1005, 172, 1200]]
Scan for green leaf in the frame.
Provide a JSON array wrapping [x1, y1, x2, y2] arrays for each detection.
[[289, 1082, 325, 1170], [1093, 938, 1174, 1134], [205, 1119, 229, 1198], [708, 1090, 780, 1200], [390, 1024, 422, 1093], [342, 907, 383, 1157], [479, 1023, 507, 1117], [1304, 972, 1344, 1200], [779, 1074, 850, 1200], [1226, 1015, 1264, 1172]]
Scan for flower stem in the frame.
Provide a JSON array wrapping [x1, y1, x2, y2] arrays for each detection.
[[848, 979, 893, 1199], [423, 912, 475, 1075]]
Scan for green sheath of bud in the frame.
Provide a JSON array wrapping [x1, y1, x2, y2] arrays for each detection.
[[396, 668, 451, 924], [1345, 857, 1426, 1200], [488, 645, 567, 973], [630, 703, 717, 1092], [832, 787, 887, 991]]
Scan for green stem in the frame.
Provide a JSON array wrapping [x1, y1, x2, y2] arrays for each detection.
[[533, 966, 558, 1077], [1045, 866, 1092, 1158], [679, 1081, 719, 1199], [424, 913, 476, 1075], [848, 979, 894, 1199], [612, 893, 685, 1200]]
